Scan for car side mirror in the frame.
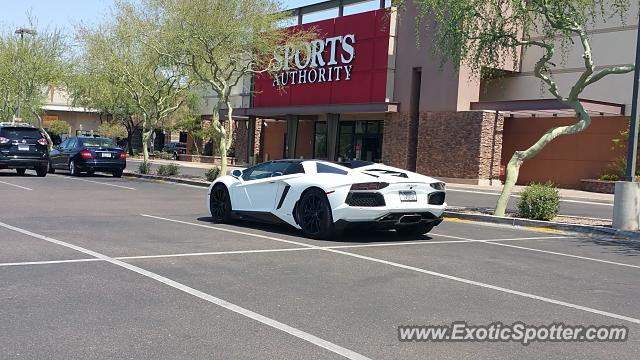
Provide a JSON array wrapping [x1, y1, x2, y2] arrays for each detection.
[[231, 169, 243, 178]]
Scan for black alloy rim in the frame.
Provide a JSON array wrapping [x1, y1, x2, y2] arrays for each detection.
[[301, 193, 325, 235], [211, 187, 228, 220]]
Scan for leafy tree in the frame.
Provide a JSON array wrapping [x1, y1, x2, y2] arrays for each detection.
[[98, 121, 128, 140], [67, 69, 142, 154], [0, 22, 68, 126], [47, 119, 71, 136], [76, 4, 190, 165], [136, 0, 314, 174], [404, 0, 635, 216]]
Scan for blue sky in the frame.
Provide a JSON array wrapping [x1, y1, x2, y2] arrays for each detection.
[[0, 0, 347, 33]]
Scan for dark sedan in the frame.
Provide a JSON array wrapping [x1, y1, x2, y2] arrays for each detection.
[[49, 136, 126, 177]]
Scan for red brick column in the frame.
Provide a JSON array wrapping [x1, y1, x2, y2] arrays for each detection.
[[416, 111, 503, 184], [382, 112, 412, 169]]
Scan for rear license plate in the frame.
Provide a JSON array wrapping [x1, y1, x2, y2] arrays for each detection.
[[399, 190, 417, 202], [18, 145, 30, 151], [100, 152, 111, 158]]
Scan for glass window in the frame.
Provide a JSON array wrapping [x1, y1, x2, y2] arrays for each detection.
[[0, 127, 42, 140], [314, 122, 327, 159], [80, 138, 116, 148], [317, 162, 348, 175], [68, 138, 78, 149], [284, 162, 305, 175], [242, 162, 298, 181]]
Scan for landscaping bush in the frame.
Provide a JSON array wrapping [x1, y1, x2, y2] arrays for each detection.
[[157, 163, 179, 176], [205, 166, 221, 182], [517, 182, 560, 221], [138, 161, 151, 174], [599, 174, 619, 181]]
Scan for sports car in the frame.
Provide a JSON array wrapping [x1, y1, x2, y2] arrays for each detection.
[[207, 159, 446, 239]]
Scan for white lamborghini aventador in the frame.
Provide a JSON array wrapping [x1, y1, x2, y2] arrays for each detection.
[[207, 159, 447, 239]]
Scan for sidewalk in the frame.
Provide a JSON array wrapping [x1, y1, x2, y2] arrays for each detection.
[[129, 158, 243, 173], [448, 183, 613, 203]]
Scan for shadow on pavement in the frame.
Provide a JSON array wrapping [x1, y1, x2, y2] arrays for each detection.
[[195, 216, 433, 244]]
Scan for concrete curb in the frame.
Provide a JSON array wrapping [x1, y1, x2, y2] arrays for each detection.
[[123, 171, 210, 188], [444, 211, 640, 240]]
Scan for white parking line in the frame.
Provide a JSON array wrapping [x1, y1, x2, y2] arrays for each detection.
[[478, 240, 640, 269], [0, 258, 102, 267], [140, 214, 640, 325], [0, 180, 33, 191], [52, 174, 136, 190], [0, 236, 569, 268], [448, 188, 613, 207], [0, 220, 369, 360]]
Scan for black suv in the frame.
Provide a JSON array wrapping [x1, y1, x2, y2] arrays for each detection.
[[0, 122, 50, 177]]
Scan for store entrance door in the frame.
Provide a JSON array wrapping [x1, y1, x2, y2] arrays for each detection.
[[337, 121, 383, 162]]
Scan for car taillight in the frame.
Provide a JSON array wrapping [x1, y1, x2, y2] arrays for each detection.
[[0, 137, 9, 144], [37, 138, 48, 146], [80, 149, 93, 159], [119, 152, 126, 160], [350, 182, 389, 191]]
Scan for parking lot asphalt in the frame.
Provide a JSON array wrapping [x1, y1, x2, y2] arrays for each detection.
[[1, 170, 639, 359]]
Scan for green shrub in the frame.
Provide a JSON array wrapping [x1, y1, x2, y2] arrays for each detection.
[[157, 163, 179, 176], [205, 166, 221, 182], [599, 174, 619, 181], [517, 182, 560, 221], [138, 161, 151, 174]]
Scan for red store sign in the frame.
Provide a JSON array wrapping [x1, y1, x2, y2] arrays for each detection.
[[253, 9, 392, 108]]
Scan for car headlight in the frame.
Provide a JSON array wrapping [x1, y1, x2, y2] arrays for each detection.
[[430, 182, 446, 191]]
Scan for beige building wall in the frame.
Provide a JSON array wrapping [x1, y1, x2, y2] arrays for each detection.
[[482, 1, 639, 113]]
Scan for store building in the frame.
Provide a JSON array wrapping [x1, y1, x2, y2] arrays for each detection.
[[220, 0, 636, 189]]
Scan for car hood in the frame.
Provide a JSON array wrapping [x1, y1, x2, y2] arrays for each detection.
[[352, 163, 443, 184]]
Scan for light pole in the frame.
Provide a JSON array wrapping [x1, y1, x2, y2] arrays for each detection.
[[613, 14, 640, 231], [14, 27, 37, 123]]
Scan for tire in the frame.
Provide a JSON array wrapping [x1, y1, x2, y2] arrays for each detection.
[[209, 184, 232, 223], [69, 160, 79, 176], [173, 152, 179, 160], [35, 166, 47, 177], [112, 170, 123, 178], [16, 168, 26, 176], [296, 188, 336, 240], [48, 161, 55, 174], [396, 223, 434, 236]]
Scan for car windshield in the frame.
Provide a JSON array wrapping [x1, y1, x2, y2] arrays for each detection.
[[0, 127, 42, 140], [80, 138, 116, 148]]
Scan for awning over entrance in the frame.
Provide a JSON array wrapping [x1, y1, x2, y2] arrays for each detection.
[[470, 98, 625, 118], [230, 102, 399, 119]]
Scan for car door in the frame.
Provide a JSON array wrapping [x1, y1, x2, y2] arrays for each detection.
[[50, 139, 67, 168], [231, 162, 291, 212], [61, 138, 78, 168]]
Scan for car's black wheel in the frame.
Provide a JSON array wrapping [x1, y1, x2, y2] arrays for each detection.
[[173, 152, 179, 160], [209, 184, 232, 223], [35, 166, 47, 177], [48, 161, 55, 174], [112, 170, 123, 178], [69, 160, 79, 176], [297, 188, 336, 240], [16, 168, 26, 176], [396, 223, 434, 236]]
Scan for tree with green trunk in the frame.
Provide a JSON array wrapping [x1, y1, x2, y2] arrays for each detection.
[[135, 0, 314, 175], [0, 21, 68, 136], [67, 68, 142, 155], [76, 3, 190, 165], [402, 0, 635, 216]]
